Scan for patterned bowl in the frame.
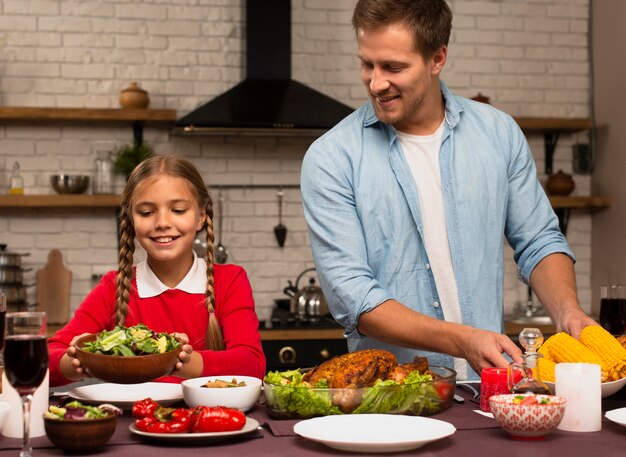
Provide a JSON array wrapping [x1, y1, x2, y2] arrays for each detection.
[[489, 394, 567, 440]]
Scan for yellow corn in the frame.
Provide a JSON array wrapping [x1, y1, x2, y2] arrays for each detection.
[[545, 332, 605, 379], [537, 356, 556, 382], [538, 337, 554, 361], [580, 326, 626, 381]]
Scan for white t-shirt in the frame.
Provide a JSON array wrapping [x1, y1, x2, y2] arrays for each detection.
[[397, 122, 468, 379]]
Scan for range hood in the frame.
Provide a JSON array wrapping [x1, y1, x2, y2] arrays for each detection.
[[173, 0, 354, 137]]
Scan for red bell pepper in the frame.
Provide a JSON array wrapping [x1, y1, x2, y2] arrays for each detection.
[[132, 398, 159, 419], [133, 398, 195, 434], [192, 406, 246, 433]]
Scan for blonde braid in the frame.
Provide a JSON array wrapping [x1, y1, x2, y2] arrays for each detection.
[[115, 210, 135, 327], [204, 200, 224, 350]]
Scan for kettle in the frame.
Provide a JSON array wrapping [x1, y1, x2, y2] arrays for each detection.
[[283, 267, 329, 321]]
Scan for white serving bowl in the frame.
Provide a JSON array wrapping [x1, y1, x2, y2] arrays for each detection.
[[181, 375, 262, 412], [0, 400, 11, 434], [546, 376, 626, 398]]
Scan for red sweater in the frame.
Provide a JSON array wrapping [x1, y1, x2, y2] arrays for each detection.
[[48, 264, 265, 386]]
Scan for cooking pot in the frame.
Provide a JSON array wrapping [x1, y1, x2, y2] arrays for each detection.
[[0, 244, 30, 267], [1, 283, 28, 304], [283, 267, 329, 321], [0, 267, 29, 284]]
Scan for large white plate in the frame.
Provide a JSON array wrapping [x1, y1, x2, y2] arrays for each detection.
[[605, 407, 626, 427], [546, 376, 626, 398], [69, 382, 183, 409], [293, 414, 456, 453], [129, 417, 259, 443]]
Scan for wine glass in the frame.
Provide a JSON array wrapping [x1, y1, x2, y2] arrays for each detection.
[[3, 312, 47, 457], [0, 292, 6, 362]]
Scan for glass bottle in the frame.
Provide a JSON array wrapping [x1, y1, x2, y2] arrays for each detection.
[[9, 161, 24, 195], [508, 327, 552, 394], [93, 150, 114, 194]]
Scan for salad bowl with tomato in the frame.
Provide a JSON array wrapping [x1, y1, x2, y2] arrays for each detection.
[[263, 365, 456, 419], [489, 393, 567, 440]]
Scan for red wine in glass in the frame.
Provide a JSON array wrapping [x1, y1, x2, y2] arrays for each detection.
[[3, 335, 48, 395], [0, 309, 5, 350], [600, 298, 626, 336]]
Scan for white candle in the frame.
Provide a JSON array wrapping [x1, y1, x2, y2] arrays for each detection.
[[555, 363, 601, 432], [1, 370, 49, 438]]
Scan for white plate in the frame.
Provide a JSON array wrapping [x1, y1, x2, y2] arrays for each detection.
[[293, 414, 456, 453], [546, 376, 626, 398], [69, 382, 183, 409], [129, 417, 259, 443], [605, 407, 626, 427]]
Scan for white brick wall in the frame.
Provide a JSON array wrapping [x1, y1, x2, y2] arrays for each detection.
[[0, 0, 593, 323]]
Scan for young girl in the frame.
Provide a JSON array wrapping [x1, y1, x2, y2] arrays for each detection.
[[48, 154, 266, 386]]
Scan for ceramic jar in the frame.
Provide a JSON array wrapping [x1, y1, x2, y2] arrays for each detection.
[[119, 82, 150, 109], [546, 170, 575, 196]]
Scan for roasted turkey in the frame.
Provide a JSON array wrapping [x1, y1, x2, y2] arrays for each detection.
[[302, 349, 433, 388], [300, 349, 435, 413]]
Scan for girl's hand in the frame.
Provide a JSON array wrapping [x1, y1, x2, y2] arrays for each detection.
[[61, 333, 91, 380], [171, 332, 193, 371]]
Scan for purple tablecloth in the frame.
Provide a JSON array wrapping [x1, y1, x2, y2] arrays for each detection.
[[1, 385, 624, 457]]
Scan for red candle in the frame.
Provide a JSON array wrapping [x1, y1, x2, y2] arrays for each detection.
[[480, 367, 510, 412]]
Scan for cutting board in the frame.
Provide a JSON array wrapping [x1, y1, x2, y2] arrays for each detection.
[[37, 249, 71, 324]]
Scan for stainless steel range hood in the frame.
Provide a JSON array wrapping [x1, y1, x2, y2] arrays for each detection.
[[172, 0, 354, 137]]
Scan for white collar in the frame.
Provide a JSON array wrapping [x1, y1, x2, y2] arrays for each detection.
[[136, 252, 207, 298]]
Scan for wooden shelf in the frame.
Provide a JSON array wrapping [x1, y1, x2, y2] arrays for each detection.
[[0, 194, 121, 208], [514, 117, 592, 133], [0, 194, 611, 210], [548, 196, 610, 209], [0, 107, 176, 124]]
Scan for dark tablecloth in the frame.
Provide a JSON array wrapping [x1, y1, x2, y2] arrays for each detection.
[[1, 385, 624, 457]]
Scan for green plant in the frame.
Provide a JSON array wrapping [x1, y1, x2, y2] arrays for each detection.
[[112, 142, 154, 176]]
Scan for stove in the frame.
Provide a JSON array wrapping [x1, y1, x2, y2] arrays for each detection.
[[260, 308, 347, 372], [261, 307, 342, 330]]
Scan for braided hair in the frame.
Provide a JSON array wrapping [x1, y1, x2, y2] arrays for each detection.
[[116, 154, 224, 350]]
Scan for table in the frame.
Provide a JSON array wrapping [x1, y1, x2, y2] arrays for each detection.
[[1, 385, 624, 457]]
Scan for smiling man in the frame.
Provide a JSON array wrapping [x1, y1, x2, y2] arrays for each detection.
[[300, 0, 596, 380]]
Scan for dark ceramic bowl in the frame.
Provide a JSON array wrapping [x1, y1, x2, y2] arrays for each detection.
[[44, 414, 117, 453], [74, 333, 180, 384]]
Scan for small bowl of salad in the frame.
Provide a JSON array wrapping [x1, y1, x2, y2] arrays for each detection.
[[489, 393, 567, 440], [43, 401, 122, 452], [181, 375, 262, 412], [74, 324, 181, 384]]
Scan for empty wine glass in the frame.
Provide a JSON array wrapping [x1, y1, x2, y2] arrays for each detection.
[[3, 312, 47, 457]]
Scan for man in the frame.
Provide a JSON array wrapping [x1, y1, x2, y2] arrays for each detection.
[[300, 0, 596, 380]]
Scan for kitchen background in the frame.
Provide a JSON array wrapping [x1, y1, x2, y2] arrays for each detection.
[[0, 0, 601, 324]]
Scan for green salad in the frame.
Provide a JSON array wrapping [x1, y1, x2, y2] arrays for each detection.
[[81, 324, 180, 356], [263, 368, 449, 418]]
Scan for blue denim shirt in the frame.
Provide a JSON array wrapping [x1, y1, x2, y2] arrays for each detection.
[[301, 81, 574, 380]]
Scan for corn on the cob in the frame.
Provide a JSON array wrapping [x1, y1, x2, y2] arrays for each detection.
[[544, 332, 607, 380], [538, 337, 554, 361], [537, 356, 556, 382], [580, 325, 626, 381]]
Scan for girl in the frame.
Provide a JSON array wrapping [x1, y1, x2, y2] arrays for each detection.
[[48, 154, 266, 386]]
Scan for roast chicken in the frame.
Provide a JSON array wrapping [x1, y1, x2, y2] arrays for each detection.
[[302, 349, 433, 388], [301, 349, 435, 413]]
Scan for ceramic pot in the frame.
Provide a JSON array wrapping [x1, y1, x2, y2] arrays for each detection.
[[546, 170, 575, 196], [119, 82, 150, 109]]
